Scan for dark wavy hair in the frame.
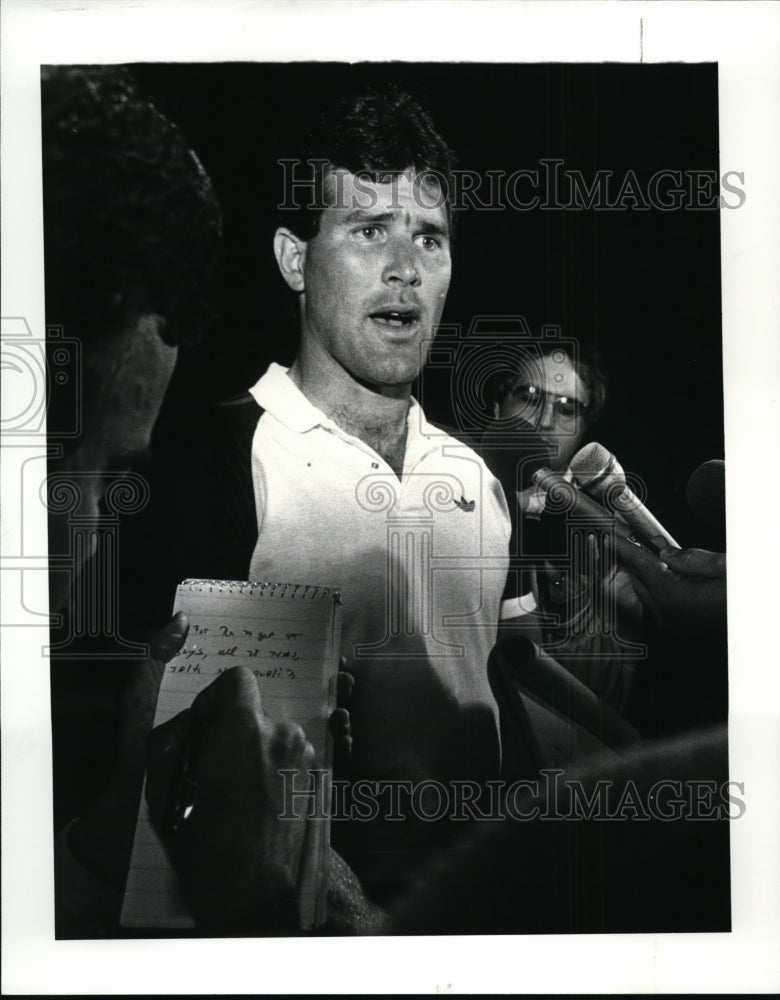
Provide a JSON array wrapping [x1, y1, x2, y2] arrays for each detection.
[[41, 65, 222, 349], [277, 83, 457, 240]]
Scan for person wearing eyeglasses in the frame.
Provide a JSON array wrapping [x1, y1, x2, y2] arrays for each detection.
[[484, 343, 643, 712], [487, 343, 605, 474]]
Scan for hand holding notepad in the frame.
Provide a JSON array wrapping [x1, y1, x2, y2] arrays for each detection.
[[121, 579, 342, 932], [144, 664, 324, 931]]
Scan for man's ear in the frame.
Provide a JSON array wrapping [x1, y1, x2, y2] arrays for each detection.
[[492, 401, 501, 420], [273, 227, 307, 292]]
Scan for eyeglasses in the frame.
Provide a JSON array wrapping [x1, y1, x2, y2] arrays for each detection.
[[508, 382, 589, 422]]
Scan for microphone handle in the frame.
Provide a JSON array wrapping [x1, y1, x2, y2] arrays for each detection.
[[569, 443, 682, 551], [534, 467, 682, 551], [609, 485, 681, 551]]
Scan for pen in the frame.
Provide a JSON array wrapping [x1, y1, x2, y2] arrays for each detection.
[[165, 721, 201, 833]]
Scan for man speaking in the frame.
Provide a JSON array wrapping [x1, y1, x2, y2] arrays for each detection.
[[171, 85, 512, 906]]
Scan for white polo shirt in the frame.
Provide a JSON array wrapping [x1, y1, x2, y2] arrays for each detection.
[[247, 364, 511, 793]]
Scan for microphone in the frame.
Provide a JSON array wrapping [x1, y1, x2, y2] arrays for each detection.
[[567, 442, 681, 551], [686, 460, 726, 544]]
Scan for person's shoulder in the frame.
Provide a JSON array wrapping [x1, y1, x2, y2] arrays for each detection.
[[422, 419, 507, 492], [211, 391, 264, 425], [412, 400, 478, 449], [208, 362, 288, 429], [425, 420, 480, 452], [202, 392, 263, 446], [418, 415, 487, 462], [416, 416, 511, 514]]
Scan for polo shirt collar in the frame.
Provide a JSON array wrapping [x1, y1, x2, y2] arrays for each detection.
[[248, 362, 324, 433], [249, 362, 443, 462]]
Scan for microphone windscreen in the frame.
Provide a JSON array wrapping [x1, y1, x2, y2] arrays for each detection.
[[686, 459, 726, 540], [569, 441, 619, 488], [477, 419, 554, 494]]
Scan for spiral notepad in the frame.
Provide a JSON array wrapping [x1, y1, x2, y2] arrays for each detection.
[[120, 579, 342, 931]]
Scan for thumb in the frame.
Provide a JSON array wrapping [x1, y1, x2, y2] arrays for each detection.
[[653, 541, 726, 579], [149, 611, 190, 662]]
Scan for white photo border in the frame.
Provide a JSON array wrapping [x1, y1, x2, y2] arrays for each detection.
[[2, 0, 779, 994]]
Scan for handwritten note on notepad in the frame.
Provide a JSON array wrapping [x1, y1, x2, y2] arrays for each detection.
[[120, 579, 342, 932]]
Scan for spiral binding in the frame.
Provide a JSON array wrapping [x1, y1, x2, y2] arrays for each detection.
[[179, 579, 342, 602]]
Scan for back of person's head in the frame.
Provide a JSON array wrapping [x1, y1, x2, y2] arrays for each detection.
[[279, 82, 456, 240], [42, 66, 224, 613], [42, 65, 222, 354]]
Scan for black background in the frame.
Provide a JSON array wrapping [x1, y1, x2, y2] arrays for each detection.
[[132, 61, 724, 547], [48, 64, 730, 924]]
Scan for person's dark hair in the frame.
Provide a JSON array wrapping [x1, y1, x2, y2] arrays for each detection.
[[41, 65, 222, 349], [484, 341, 608, 423], [278, 83, 457, 240]]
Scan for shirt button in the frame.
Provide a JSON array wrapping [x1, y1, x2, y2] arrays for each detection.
[[371, 462, 379, 469]]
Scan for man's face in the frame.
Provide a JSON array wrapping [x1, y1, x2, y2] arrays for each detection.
[[496, 353, 590, 471], [298, 168, 451, 393]]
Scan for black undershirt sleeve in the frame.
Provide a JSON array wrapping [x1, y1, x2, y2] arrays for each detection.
[[186, 392, 264, 582]]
